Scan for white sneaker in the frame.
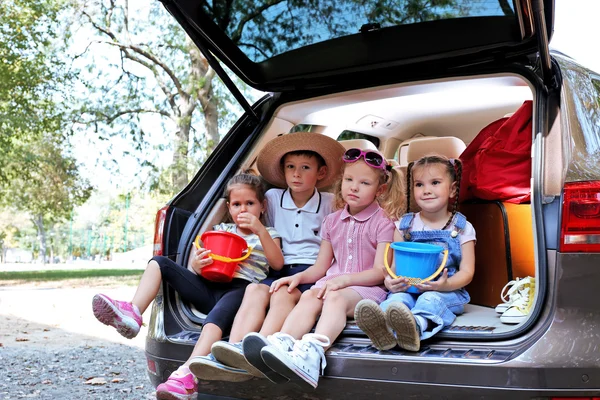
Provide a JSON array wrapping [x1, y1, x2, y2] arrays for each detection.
[[500, 283, 534, 324], [495, 277, 535, 313], [260, 333, 330, 389], [242, 332, 295, 384]]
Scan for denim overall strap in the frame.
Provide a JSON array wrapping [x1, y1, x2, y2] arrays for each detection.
[[453, 212, 467, 232], [398, 213, 415, 231]]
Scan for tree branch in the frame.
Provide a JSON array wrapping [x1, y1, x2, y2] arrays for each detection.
[[230, 0, 286, 43], [237, 41, 270, 59], [79, 108, 172, 125], [82, 10, 185, 104]]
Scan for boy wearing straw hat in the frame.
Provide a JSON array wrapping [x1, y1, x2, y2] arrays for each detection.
[[191, 132, 345, 382]]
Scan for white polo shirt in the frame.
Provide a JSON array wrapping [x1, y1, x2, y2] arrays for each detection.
[[264, 188, 335, 265]]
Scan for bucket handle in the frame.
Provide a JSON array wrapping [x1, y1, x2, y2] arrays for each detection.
[[383, 243, 449, 286], [194, 236, 253, 263]]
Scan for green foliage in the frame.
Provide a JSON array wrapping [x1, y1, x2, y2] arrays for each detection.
[[0, 0, 73, 184], [0, 0, 92, 262], [2, 136, 93, 222]]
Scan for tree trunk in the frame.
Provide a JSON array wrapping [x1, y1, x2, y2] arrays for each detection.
[[33, 214, 47, 264], [187, 38, 220, 155], [171, 91, 196, 190], [172, 123, 190, 191], [202, 90, 219, 154]]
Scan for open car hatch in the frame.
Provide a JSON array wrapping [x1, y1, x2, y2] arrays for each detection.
[[160, 0, 554, 98]]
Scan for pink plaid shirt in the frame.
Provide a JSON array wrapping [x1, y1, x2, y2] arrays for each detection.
[[313, 201, 395, 303]]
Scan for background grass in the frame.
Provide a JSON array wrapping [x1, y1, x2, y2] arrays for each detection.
[[0, 269, 144, 282]]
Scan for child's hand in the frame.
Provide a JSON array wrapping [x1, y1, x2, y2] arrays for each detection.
[[270, 276, 297, 293], [190, 247, 213, 275], [384, 275, 411, 293], [317, 275, 350, 299], [236, 212, 264, 234], [415, 268, 449, 292]]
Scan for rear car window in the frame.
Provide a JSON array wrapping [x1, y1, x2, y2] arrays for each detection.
[[336, 130, 380, 148], [199, 0, 515, 63]]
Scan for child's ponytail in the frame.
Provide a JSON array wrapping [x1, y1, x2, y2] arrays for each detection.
[[449, 158, 463, 220], [379, 167, 406, 221]]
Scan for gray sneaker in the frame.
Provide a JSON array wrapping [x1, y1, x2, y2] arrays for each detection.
[[211, 341, 264, 378], [189, 353, 253, 382]]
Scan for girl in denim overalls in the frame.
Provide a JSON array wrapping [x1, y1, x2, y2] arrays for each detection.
[[355, 155, 476, 352]]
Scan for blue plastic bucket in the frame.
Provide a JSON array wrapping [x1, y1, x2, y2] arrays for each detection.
[[390, 241, 444, 293]]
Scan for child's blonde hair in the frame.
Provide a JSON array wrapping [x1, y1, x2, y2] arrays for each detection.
[[332, 159, 406, 220], [406, 154, 463, 229]]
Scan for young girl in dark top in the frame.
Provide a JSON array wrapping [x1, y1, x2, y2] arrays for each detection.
[[91, 173, 283, 400]]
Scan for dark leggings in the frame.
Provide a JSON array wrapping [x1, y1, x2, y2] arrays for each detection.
[[151, 256, 249, 332]]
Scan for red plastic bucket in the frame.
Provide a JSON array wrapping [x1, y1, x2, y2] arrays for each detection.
[[197, 231, 250, 282]]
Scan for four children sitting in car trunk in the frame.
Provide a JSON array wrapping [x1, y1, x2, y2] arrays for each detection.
[[92, 131, 476, 397]]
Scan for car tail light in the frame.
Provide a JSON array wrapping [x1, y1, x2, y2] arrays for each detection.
[[153, 205, 169, 256], [560, 181, 600, 252], [551, 398, 600, 400], [147, 358, 157, 375]]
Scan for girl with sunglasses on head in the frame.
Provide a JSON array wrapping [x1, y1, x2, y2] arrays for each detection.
[[355, 154, 476, 353], [240, 148, 405, 389]]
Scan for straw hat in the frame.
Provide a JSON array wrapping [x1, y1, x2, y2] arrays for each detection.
[[257, 132, 345, 188]]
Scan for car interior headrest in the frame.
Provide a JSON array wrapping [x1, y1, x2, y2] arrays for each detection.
[[405, 137, 466, 163]]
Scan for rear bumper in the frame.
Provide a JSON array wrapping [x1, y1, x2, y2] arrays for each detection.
[[144, 253, 600, 398], [145, 335, 600, 400]]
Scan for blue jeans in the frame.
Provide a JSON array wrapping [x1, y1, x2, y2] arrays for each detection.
[[380, 289, 470, 340]]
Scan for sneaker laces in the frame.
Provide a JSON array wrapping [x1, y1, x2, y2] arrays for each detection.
[[500, 277, 534, 305], [294, 334, 330, 374], [268, 332, 296, 352], [509, 286, 533, 312]]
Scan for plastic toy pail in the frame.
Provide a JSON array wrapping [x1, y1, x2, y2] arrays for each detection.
[[197, 231, 251, 283], [384, 242, 448, 294]]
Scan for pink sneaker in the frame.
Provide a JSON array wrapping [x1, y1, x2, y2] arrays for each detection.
[[156, 367, 198, 400], [92, 293, 142, 339]]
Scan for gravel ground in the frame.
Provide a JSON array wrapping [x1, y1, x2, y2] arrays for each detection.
[[0, 342, 154, 399], [0, 281, 158, 399]]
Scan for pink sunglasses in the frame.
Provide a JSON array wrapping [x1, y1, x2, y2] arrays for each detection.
[[343, 148, 391, 172]]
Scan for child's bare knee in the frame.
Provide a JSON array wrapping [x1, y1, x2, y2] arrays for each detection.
[[245, 283, 270, 300], [323, 290, 346, 305], [297, 289, 321, 306], [270, 287, 299, 305]]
